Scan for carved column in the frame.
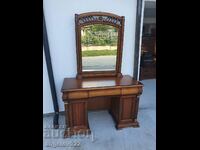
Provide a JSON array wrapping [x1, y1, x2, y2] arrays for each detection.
[[64, 100, 91, 137]]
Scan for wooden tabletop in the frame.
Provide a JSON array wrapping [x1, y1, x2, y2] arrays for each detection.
[[61, 75, 143, 92]]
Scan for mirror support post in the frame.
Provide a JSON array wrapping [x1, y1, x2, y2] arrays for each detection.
[[43, 11, 59, 129]]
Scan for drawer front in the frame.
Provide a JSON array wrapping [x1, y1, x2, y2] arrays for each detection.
[[64, 87, 141, 100], [89, 89, 120, 97], [67, 91, 88, 99], [121, 87, 139, 95]]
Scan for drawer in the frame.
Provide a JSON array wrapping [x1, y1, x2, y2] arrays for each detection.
[[121, 87, 139, 95], [67, 91, 88, 99], [89, 88, 120, 97]]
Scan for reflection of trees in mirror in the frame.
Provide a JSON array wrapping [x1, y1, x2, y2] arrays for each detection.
[[81, 24, 118, 71], [81, 24, 118, 46]]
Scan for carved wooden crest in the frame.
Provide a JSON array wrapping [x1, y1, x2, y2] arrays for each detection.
[[75, 12, 125, 78], [76, 12, 124, 28]]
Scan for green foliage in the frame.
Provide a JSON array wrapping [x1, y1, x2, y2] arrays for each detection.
[[82, 50, 117, 57], [81, 24, 118, 46]]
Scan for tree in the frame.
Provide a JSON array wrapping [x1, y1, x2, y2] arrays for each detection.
[[81, 24, 118, 46]]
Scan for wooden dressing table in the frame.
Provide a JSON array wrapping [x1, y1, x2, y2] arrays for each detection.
[[61, 12, 143, 137], [61, 75, 143, 137]]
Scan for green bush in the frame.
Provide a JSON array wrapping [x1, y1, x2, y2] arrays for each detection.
[[82, 50, 117, 57], [81, 24, 118, 46]]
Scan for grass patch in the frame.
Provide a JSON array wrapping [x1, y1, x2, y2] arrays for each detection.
[[82, 50, 117, 57]]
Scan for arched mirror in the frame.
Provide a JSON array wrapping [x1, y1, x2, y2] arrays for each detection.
[[75, 12, 125, 78]]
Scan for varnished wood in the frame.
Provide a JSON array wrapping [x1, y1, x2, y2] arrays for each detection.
[[62, 76, 142, 100], [110, 95, 140, 129], [121, 87, 140, 95], [62, 75, 141, 92], [62, 11, 143, 138], [88, 97, 111, 110], [61, 75, 143, 137], [75, 12, 125, 78], [64, 100, 91, 137], [89, 88, 121, 97]]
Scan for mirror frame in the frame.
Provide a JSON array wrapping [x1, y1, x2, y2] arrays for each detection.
[[75, 12, 125, 79]]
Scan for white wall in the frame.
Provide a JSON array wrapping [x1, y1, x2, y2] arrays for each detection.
[[43, 0, 138, 113], [43, 50, 54, 113]]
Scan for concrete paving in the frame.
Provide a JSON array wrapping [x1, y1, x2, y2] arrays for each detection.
[[43, 79, 156, 150], [82, 56, 116, 71]]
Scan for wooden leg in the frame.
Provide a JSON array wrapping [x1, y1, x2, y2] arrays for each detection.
[[110, 95, 140, 129], [64, 100, 91, 138]]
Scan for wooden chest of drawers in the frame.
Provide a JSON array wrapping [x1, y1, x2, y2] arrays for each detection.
[[61, 75, 143, 137]]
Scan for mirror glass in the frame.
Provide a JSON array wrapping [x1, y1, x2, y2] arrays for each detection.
[[81, 24, 118, 72]]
